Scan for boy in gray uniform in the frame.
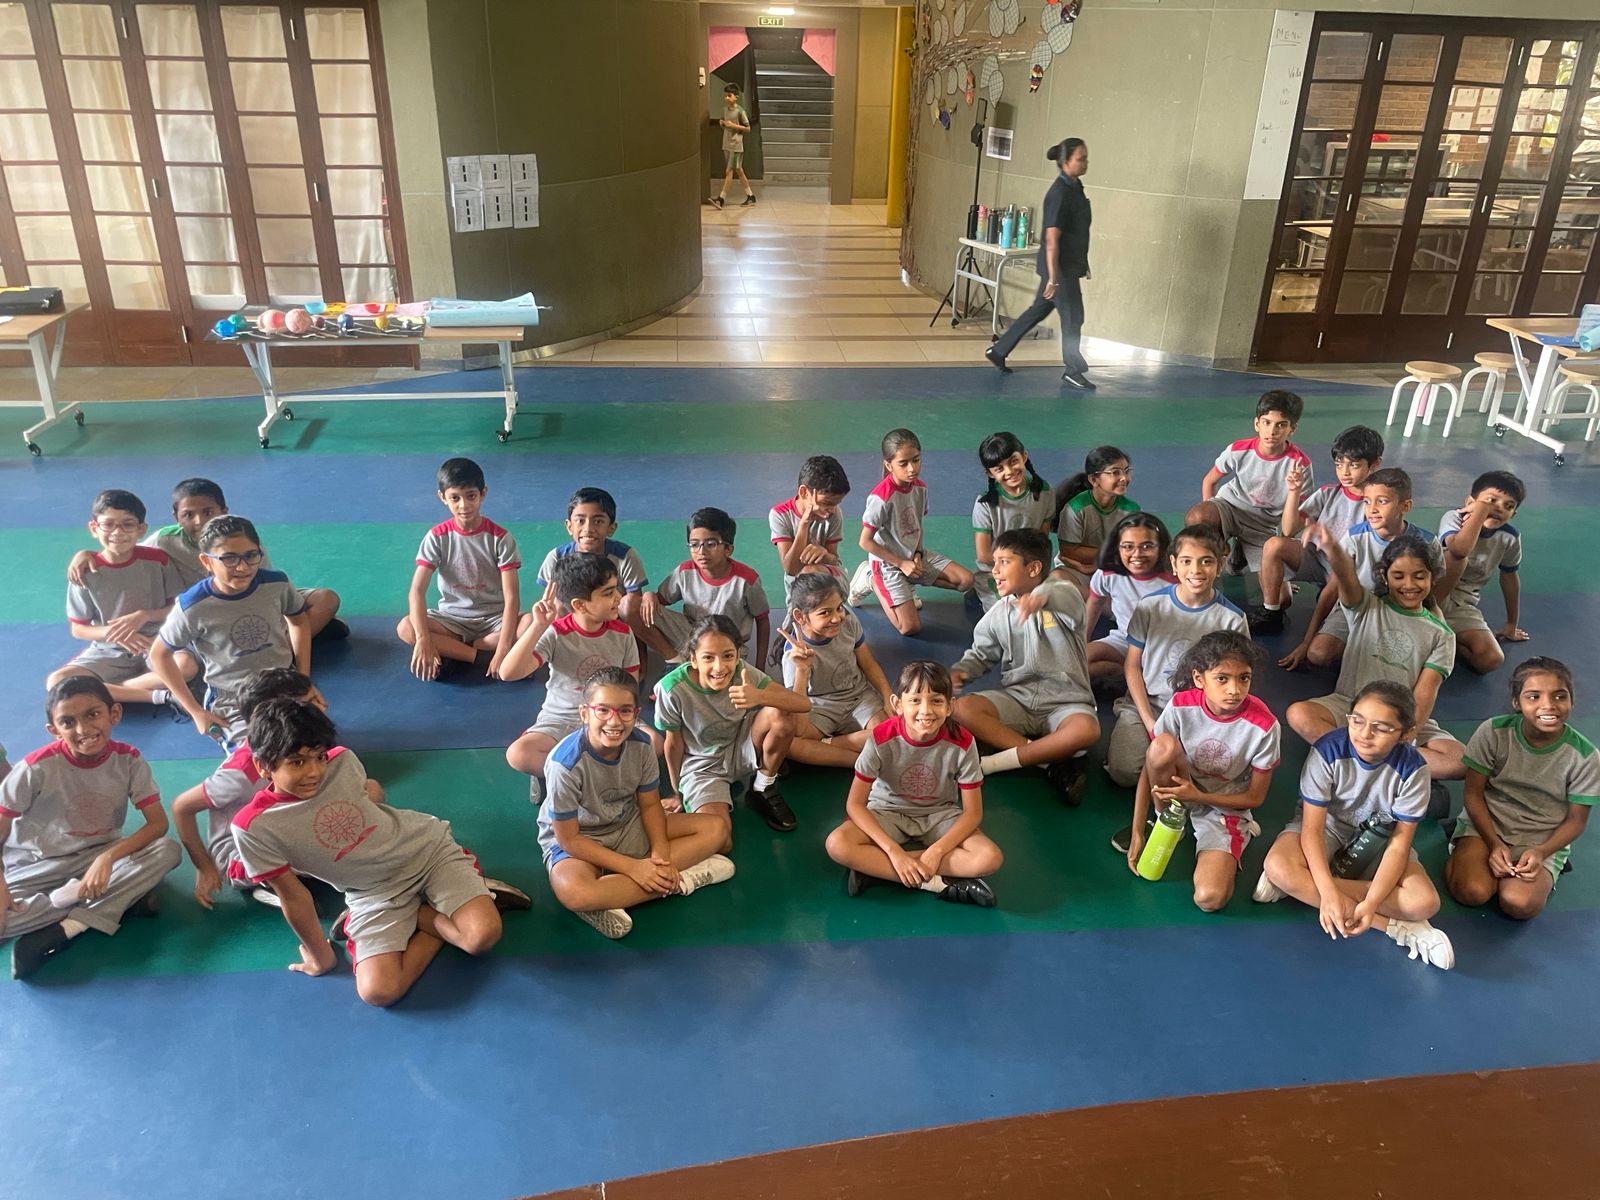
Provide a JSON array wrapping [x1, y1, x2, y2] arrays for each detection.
[[150, 514, 312, 744], [825, 661, 1001, 906], [51, 488, 197, 708], [1187, 390, 1312, 573], [500, 552, 643, 791], [950, 529, 1099, 805], [399, 457, 526, 681], [0, 678, 181, 979], [1435, 471, 1527, 674], [712, 83, 755, 209], [640, 507, 771, 668], [769, 455, 851, 595], [539, 669, 734, 939], [232, 699, 527, 1008]]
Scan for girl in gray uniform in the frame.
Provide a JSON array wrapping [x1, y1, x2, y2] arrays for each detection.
[[825, 661, 1001, 906], [781, 574, 894, 770], [972, 432, 1055, 610], [1447, 657, 1600, 921]]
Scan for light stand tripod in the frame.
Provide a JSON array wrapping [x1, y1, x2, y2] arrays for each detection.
[[930, 99, 991, 330]]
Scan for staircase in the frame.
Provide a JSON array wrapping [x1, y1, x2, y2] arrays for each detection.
[[755, 49, 833, 186]]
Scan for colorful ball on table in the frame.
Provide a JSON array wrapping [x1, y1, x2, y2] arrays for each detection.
[[257, 308, 285, 333], [284, 307, 312, 335], [305, 300, 326, 316], [338, 312, 355, 332], [212, 316, 239, 338]]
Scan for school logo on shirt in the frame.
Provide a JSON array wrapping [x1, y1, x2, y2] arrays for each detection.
[[898, 507, 920, 539], [230, 614, 273, 655], [313, 800, 378, 860], [1375, 628, 1416, 668], [64, 792, 115, 838], [1192, 738, 1234, 779], [577, 655, 610, 683], [1162, 639, 1193, 684], [898, 763, 938, 800]]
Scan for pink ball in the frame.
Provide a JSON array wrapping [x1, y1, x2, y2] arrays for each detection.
[[257, 308, 285, 332], [284, 307, 312, 335]]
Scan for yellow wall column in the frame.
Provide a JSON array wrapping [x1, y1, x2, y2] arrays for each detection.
[[884, 6, 913, 227]]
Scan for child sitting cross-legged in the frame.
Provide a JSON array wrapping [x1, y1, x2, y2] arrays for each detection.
[[539, 668, 736, 941], [952, 529, 1099, 805], [780, 572, 894, 770], [825, 660, 1002, 907], [231, 699, 529, 1008], [639, 507, 771, 670]]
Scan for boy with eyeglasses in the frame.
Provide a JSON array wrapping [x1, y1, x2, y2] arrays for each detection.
[[49, 488, 200, 710], [149, 514, 314, 745], [638, 507, 771, 669]]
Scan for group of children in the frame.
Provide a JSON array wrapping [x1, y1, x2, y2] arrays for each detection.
[[4, 389, 1593, 1001]]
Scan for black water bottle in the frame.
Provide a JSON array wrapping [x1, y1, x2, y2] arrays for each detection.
[[1331, 815, 1396, 879], [967, 204, 980, 239]]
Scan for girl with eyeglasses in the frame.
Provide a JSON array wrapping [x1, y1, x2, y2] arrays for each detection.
[[1084, 512, 1173, 690], [1052, 446, 1139, 590]]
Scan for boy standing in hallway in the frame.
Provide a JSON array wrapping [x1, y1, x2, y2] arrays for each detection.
[[714, 84, 755, 209]]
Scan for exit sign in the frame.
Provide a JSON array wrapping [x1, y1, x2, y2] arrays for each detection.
[[758, 14, 784, 25]]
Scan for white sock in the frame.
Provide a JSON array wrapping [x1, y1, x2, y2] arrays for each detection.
[[1262, 601, 1281, 611], [821, 736, 834, 745], [981, 747, 1023, 775], [754, 770, 778, 791], [151, 688, 171, 705], [918, 874, 947, 893], [60, 918, 88, 939], [49, 879, 82, 908]]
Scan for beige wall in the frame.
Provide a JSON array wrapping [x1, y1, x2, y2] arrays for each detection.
[[853, 8, 898, 200], [379, 0, 702, 357], [905, 1, 1600, 368]]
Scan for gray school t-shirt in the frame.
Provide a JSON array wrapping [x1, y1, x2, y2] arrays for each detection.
[[0, 739, 160, 870], [1298, 728, 1429, 844], [231, 748, 449, 893], [67, 547, 185, 638], [1437, 508, 1522, 607], [655, 560, 770, 647], [537, 729, 660, 852], [782, 605, 868, 704], [144, 525, 278, 592], [952, 578, 1093, 711], [201, 742, 263, 865], [157, 570, 307, 703], [533, 616, 641, 725], [1332, 591, 1455, 700], [721, 105, 748, 152], [1125, 585, 1249, 707], [861, 477, 928, 562], [1338, 520, 1435, 589], [1463, 714, 1600, 851], [1213, 438, 1313, 519], [853, 715, 982, 815], [1054, 490, 1138, 554], [972, 476, 1057, 542], [1153, 690, 1280, 798], [769, 499, 844, 594], [416, 517, 520, 622], [1089, 570, 1174, 637], [1299, 484, 1366, 545], [653, 660, 772, 757], [535, 539, 648, 594]]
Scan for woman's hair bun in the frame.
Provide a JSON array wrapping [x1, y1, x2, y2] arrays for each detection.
[[1046, 143, 1061, 162]]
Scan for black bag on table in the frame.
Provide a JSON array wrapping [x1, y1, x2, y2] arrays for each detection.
[[0, 286, 65, 315]]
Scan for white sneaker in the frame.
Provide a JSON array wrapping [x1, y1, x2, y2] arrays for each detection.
[[528, 774, 544, 806], [677, 853, 736, 896], [1251, 872, 1285, 903], [847, 560, 874, 605], [575, 907, 633, 939], [1384, 918, 1455, 970], [912, 595, 924, 610], [248, 886, 283, 909]]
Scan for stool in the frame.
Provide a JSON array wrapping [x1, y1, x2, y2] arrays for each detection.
[[1459, 350, 1526, 427], [1539, 362, 1600, 443], [1386, 360, 1462, 439]]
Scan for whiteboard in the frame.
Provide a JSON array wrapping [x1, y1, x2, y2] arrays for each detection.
[[1243, 11, 1314, 201]]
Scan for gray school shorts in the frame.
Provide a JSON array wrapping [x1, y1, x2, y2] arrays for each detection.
[[1288, 545, 1330, 587], [1189, 804, 1260, 864], [807, 686, 886, 738], [652, 607, 749, 658], [679, 731, 760, 812], [1211, 498, 1280, 565], [427, 609, 503, 644], [524, 707, 583, 743], [542, 810, 651, 869], [1318, 606, 1350, 644], [1283, 817, 1421, 881], [343, 827, 490, 962], [1441, 591, 1491, 636], [870, 553, 954, 609], [867, 803, 964, 848], [1450, 815, 1569, 885], [973, 688, 1096, 739], [1304, 692, 1459, 747], [65, 642, 151, 685]]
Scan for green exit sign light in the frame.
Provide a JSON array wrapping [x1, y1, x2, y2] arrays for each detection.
[[758, 15, 785, 26]]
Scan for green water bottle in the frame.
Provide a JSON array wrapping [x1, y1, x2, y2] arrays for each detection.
[[1330, 815, 1395, 879], [1136, 798, 1186, 881]]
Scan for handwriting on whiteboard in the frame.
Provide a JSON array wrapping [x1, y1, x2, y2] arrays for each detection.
[[1245, 10, 1315, 200]]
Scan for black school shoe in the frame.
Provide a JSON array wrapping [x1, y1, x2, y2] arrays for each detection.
[[125, 889, 161, 920], [938, 877, 996, 907], [485, 877, 532, 912], [985, 346, 1013, 374], [1045, 758, 1088, 807], [314, 617, 350, 642], [1061, 372, 1096, 391], [741, 194, 757, 207], [747, 785, 797, 833], [1246, 605, 1287, 635], [710, 196, 725, 209], [11, 924, 70, 980], [1427, 780, 1453, 821], [846, 868, 871, 897]]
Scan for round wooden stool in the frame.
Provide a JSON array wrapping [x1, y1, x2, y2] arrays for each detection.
[[1386, 360, 1463, 439]]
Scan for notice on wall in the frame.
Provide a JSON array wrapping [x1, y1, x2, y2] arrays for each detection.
[[511, 154, 539, 229], [1243, 11, 1314, 201], [447, 153, 538, 232]]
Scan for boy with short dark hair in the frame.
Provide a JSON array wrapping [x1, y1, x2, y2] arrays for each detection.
[[712, 83, 755, 209], [1434, 470, 1528, 674], [535, 486, 649, 630], [1249, 424, 1383, 634], [232, 699, 527, 1008], [397, 457, 527, 680], [1187, 390, 1312, 575], [50, 488, 198, 709], [0, 677, 181, 979], [769, 455, 852, 594], [640, 507, 771, 668], [169, 667, 326, 910], [501, 552, 642, 794], [149, 514, 313, 742], [540, 668, 735, 940], [950, 529, 1100, 804]]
